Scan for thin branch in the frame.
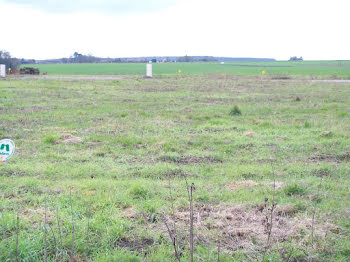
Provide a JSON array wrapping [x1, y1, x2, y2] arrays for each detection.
[[56, 206, 63, 260], [69, 188, 75, 262], [44, 199, 48, 262], [1, 207, 14, 262], [166, 175, 181, 262], [286, 247, 294, 262], [48, 223, 58, 261], [85, 202, 92, 260], [15, 213, 19, 262], [184, 173, 191, 201], [207, 245, 210, 262], [217, 241, 220, 262], [162, 213, 181, 262], [262, 161, 277, 262], [189, 183, 195, 262], [309, 178, 323, 262], [168, 176, 178, 241]]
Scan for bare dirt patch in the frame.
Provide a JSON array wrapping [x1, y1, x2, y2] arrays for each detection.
[[1, 169, 27, 177], [160, 155, 223, 165], [20, 207, 56, 228], [13, 75, 125, 80], [115, 236, 154, 252], [20, 106, 55, 113], [244, 131, 256, 137], [60, 134, 83, 144], [140, 87, 177, 92], [271, 75, 292, 80], [311, 79, 350, 83], [207, 74, 239, 80], [267, 181, 285, 189], [309, 152, 350, 163], [309, 153, 337, 162], [121, 206, 136, 219]]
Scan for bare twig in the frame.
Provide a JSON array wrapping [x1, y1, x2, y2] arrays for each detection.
[[162, 213, 181, 262], [165, 175, 181, 262], [85, 202, 92, 260], [184, 175, 191, 201], [207, 245, 210, 261], [262, 161, 277, 262], [15, 213, 19, 262], [56, 206, 63, 260], [168, 176, 178, 242], [189, 183, 195, 262], [69, 188, 75, 262], [44, 199, 48, 262], [1, 208, 14, 262], [286, 247, 294, 262], [309, 178, 323, 262], [217, 241, 220, 262], [47, 223, 58, 261]]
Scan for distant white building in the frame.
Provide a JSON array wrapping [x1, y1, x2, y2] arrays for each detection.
[[146, 63, 152, 77], [0, 64, 6, 78]]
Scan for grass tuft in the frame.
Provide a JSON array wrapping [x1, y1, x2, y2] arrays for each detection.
[[43, 135, 57, 144], [304, 121, 312, 128], [229, 105, 242, 116], [284, 184, 307, 196], [129, 185, 151, 199]]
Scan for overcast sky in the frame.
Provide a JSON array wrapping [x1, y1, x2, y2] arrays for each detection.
[[1, 0, 349, 60]]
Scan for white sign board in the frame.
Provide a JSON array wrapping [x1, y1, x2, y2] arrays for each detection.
[[146, 63, 152, 77], [0, 139, 15, 162], [0, 64, 6, 78]]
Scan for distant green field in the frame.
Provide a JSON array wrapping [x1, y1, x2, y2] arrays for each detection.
[[24, 61, 350, 77]]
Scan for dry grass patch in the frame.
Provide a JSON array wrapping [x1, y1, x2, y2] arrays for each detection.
[[226, 181, 285, 191], [149, 203, 341, 255], [226, 180, 259, 190]]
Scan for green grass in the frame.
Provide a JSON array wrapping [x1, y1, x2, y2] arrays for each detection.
[[0, 74, 349, 261], [23, 60, 350, 77]]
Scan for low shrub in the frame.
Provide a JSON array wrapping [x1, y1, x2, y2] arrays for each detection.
[[229, 105, 242, 116]]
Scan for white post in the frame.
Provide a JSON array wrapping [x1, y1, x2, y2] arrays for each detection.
[[0, 64, 6, 78], [146, 63, 152, 78]]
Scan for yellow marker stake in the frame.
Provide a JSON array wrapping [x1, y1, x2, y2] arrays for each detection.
[[261, 70, 265, 76]]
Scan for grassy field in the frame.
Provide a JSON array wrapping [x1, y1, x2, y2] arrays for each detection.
[[0, 74, 350, 261], [24, 61, 350, 77]]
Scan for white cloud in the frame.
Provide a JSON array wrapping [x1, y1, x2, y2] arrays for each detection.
[[1, 0, 178, 14], [1, 0, 349, 60]]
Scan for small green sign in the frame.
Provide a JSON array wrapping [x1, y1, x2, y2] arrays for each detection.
[[0, 139, 15, 162]]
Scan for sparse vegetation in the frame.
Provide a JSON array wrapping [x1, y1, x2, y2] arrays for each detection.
[[0, 72, 349, 261]]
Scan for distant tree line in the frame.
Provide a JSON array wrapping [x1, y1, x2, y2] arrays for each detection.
[[0, 50, 21, 70], [68, 52, 101, 63], [176, 55, 217, 62], [35, 53, 276, 64], [289, 56, 303, 61], [21, 58, 36, 64]]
